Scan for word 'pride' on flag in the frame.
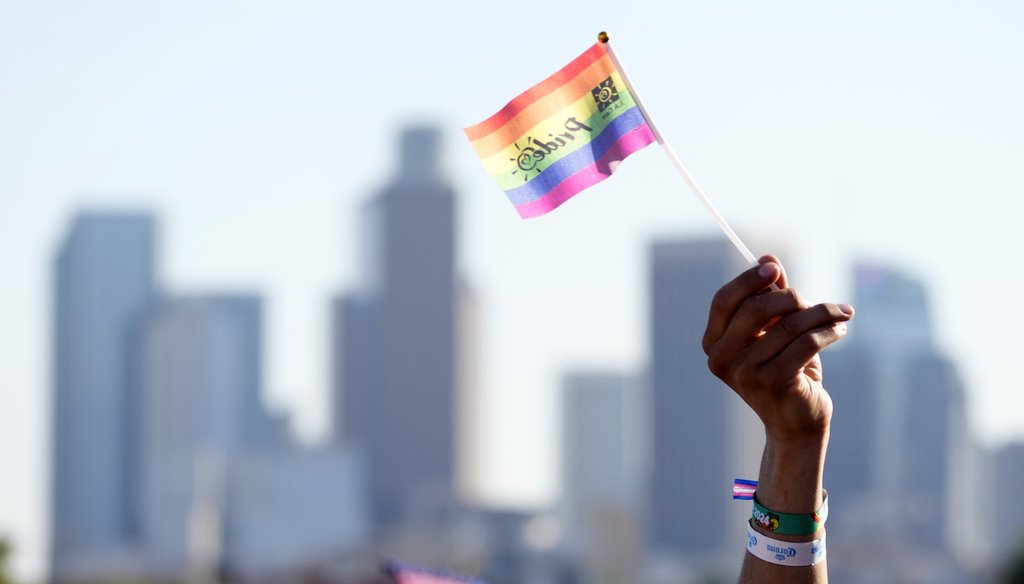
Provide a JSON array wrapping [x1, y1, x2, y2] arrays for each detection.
[[464, 38, 656, 218]]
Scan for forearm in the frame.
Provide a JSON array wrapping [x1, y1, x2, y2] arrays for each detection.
[[739, 429, 829, 584]]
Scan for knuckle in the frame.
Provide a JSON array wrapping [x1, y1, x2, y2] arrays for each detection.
[[793, 290, 811, 309], [782, 288, 802, 309], [776, 314, 802, 338], [706, 354, 723, 377], [826, 303, 847, 320], [706, 351, 730, 379], [710, 288, 730, 313], [799, 329, 829, 352], [748, 289, 800, 322], [814, 303, 837, 322]]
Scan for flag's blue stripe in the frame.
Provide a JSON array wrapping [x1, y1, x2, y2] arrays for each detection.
[[735, 478, 759, 486], [504, 106, 648, 205]]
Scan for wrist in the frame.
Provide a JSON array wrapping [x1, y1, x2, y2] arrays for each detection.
[[755, 428, 829, 532], [764, 428, 829, 470]]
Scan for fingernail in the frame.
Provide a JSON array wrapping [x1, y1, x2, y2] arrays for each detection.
[[835, 322, 848, 334], [838, 303, 855, 316], [758, 262, 778, 279]]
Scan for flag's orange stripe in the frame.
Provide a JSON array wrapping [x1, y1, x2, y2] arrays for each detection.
[[466, 55, 616, 159], [464, 42, 608, 142]]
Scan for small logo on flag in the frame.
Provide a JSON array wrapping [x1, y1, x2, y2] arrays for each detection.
[[591, 76, 620, 112]]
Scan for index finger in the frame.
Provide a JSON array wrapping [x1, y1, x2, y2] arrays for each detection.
[[702, 259, 783, 353]]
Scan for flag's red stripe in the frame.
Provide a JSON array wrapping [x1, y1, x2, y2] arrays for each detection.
[[464, 43, 607, 142]]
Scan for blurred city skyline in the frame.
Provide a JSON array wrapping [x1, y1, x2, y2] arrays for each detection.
[[4, 1, 1024, 580], [40, 165, 1015, 583]]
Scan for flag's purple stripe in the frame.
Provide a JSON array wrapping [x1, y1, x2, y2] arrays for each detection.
[[735, 479, 759, 487], [505, 106, 648, 205], [513, 125, 656, 218]]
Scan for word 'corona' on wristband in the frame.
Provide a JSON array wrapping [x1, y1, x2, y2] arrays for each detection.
[[746, 521, 826, 567], [751, 491, 828, 536]]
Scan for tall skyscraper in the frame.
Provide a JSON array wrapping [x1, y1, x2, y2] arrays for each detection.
[[825, 262, 989, 575], [52, 210, 370, 580], [842, 263, 938, 528], [137, 295, 265, 572], [140, 294, 369, 577], [994, 442, 1024, 559], [819, 345, 879, 531], [52, 212, 156, 579], [901, 352, 968, 551], [647, 238, 761, 564], [333, 126, 460, 528], [849, 263, 934, 354], [560, 371, 643, 581]]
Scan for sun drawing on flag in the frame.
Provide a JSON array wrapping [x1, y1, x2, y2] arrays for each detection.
[[510, 137, 542, 182]]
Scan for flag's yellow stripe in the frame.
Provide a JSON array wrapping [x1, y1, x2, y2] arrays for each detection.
[[476, 70, 629, 178]]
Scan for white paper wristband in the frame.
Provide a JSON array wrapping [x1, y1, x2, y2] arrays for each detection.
[[746, 521, 826, 566]]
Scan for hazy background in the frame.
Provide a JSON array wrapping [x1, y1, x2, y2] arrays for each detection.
[[3, 0, 1024, 579]]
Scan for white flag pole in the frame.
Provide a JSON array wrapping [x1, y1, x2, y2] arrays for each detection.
[[600, 31, 760, 266]]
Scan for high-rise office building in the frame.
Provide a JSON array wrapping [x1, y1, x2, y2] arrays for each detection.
[[560, 371, 643, 581], [849, 263, 934, 355], [994, 442, 1024, 559], [647, 238, 761, 563], [901, 352, 969, 551], [137, 295, 265, 572], [827, 262, 989, 572], [140, 294, 368, 576], [52, 212, 156, 579], [845, 263, 938, 528], [52, 210, 370, 580], [333, 127, 460, 528], [226, 446, 368, 576], [819, 345, 879, 531]]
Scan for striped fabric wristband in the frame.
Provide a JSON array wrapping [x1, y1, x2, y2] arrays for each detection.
[[746, 521, 826, 566], [733, 478, 757, 500], [751, 491, 828, 536]]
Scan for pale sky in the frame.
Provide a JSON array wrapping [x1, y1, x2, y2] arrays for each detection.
[[3, 1, 1023, 579]]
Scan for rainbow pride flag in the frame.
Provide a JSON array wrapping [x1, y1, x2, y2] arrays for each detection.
[[464, 40, 657, 218]]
